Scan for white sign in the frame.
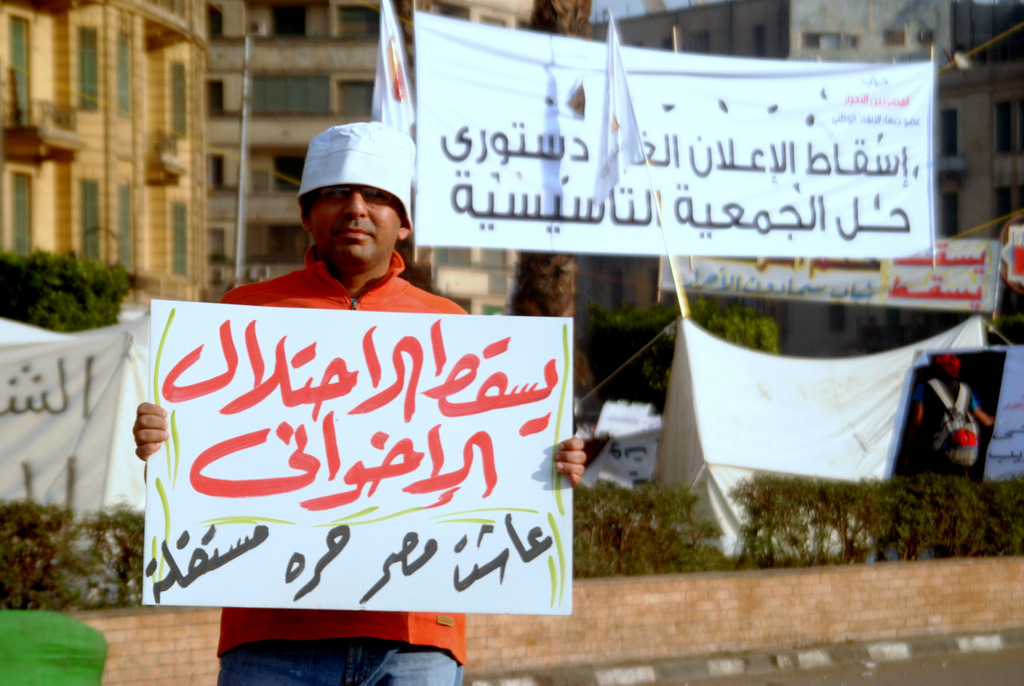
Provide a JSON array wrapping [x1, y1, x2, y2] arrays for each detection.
[[590, 429, 661, 489], [414, 13, 935, 259], [143, 301, 574, 614], [667, 239, 1000, 311], [1002, 223, 1024, 292]]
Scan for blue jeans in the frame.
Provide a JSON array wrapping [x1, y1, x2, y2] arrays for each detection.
[[218, 639, 463, 686]]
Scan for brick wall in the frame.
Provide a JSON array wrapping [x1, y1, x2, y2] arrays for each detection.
[[74, 556, 1024, 684]]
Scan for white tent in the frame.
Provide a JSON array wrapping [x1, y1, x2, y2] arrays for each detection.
[[0, 315, 149, 511], [655, 316, 989, 554]]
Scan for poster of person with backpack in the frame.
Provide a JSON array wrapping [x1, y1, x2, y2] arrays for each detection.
[[894, 352, 1001, 480]]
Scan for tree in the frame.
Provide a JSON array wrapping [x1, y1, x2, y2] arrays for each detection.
[[585, 297, 779, 411], [0, 251, 129, 332], [508, 0, 593, 319]]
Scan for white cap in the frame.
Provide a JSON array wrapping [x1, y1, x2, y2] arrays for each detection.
[[298, 122, 415, 222]]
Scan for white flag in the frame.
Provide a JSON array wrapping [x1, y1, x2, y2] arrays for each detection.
[[371, 0, 415, 136], [593, 15, 644, 204]]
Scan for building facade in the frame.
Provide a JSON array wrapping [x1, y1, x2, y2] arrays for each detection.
[[2, 0, 208, 306], [204, 0, 531, 311]]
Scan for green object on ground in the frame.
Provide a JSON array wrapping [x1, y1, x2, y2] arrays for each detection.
[[0, 610, 106, 685]]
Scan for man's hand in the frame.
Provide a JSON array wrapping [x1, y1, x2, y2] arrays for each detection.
[[554, 436, 588, 488], [133, 402, 169, 461]]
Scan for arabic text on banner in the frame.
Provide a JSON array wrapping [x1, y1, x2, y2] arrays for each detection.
[[666, 239, 999, 312], [414, 13, 934, 260], [985, 347, 1024, 481], [143, 301, 574, 614]]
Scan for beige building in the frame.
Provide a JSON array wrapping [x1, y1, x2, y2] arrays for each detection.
[[1, 0, 208, 306], [205, 0, 530, 312]]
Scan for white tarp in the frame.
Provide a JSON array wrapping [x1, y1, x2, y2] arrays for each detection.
[[655, 315, 988, 553], [0, 316, 149, 511], [414, 13, 934, 259]]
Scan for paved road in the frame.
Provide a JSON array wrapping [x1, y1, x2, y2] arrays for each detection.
[[655, 644, 1024, 685], [466, 630, 1024, 686]]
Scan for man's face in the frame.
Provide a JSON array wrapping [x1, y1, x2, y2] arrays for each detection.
[[301, 185, 410, 282]]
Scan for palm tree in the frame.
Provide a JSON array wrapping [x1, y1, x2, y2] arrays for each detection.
[[508, 0, 593, 318]]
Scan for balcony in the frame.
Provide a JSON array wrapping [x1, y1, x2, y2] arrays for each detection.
[[147, 131, 187, 185], [3, 100, 85, 163]]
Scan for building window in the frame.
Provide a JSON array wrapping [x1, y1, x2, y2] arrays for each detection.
[[81, 180, 100, 260], [939, 109, 957, 156], [118, 184, 132, 268], [209, 155, 225, 188], [804, 32, 858, 50], [753, 24, 766, 57], [433, 2, 470, 19], [940, 191, 958, 238], [338, 80, 373, 116], [436, 247, 471, 266], [1019, 101, 1024, 151], [487, 272, 507, 295], [267, 224, 308, 261], [13, 173, 31, 256], [209, 6, 223, 37], [171, 62, 187, 136], [253, 76, 330, 114], [173, 202, 188, 275], [79, 27, 99, 111], [10, 17, 30, 125], [209, 227, 226, 260], [995, 102, 1011, 153], [274, 156, 304, 192], [883, 29, 905, 46], [479, 249, 506, 268], [996, 187, 1012, 220], [273, 6, 306, 36], [691, 31, 709, 53], [208, 80, 224, 114], [117, 33, 131, 116], [337, 6, 379, 39]]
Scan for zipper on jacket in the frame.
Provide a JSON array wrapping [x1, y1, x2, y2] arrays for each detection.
[[350, 298, 359, 310]]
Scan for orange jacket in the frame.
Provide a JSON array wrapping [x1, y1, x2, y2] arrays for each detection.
[[217, 247, 467, 663]]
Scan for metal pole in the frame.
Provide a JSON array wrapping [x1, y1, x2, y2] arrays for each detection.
[[0, 58, 6, 247], [233, 32, 254, 287]]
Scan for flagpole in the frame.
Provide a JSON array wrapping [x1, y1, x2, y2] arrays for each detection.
[[606, 11, 690, 318]]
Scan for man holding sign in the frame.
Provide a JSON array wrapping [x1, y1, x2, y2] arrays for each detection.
[[134, 122, 588, 685]]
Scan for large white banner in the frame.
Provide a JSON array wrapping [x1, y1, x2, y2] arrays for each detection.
[[415, 14, 935, 259], [143, 301, 574, 614]]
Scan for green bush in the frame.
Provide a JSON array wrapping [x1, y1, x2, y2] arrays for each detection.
[[6, 475, 1024, 610], [689, 296, 779, 354], [0, 501, 85, 610], [0, 250, 129, 332], [993, 313, 1024, 344], [573, 481, 729, 577], [80, 505, 146, 609], [0, 501, 143, 611], [732, 474, 1024, 567], [584, 297, 779, 411]]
